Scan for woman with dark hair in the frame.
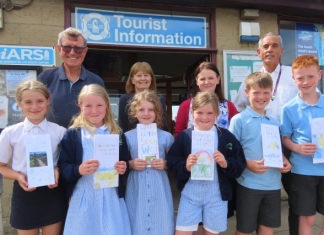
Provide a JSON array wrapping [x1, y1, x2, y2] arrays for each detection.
[[174, 62, 238, 138], [118, 62, 168, 132]]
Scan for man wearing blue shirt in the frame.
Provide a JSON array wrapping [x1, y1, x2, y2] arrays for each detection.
[[38, 27, 104, 128]]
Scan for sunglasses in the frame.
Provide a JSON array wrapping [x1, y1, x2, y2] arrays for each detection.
[[60, 45, 87, 54]]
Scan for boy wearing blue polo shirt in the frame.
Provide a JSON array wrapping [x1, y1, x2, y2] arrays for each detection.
[[229, 72, 291, 235], [281, 55, 324, 235]]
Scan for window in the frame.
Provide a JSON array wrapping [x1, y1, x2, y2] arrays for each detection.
[[0, 66, 41, 129], [280, 20, 324, 92]]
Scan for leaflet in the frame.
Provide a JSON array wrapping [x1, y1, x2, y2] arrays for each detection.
[[261, 124, 283, 168], [311, 118, 324, 164], [137, 123, 159, 166], [25, 134, 55, 188], [191, 130, 215, 180], [93, 134, 119, 188]]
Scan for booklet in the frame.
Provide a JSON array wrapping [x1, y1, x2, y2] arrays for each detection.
[[261, 124, 283, 168], [25, 134, 55, 188], [191, 130, 215, 180], [93, 134, 119, 188], [137, 123, 159, 166], [311, 118, 324, 164]]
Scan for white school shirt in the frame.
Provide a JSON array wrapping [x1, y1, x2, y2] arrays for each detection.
[[233, 64, 298, 122], [0, 118, 66, 175]]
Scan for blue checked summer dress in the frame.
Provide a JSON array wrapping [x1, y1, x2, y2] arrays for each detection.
[[125, 128, 175, 235], [63, 127, 131, 235], [176, 126, 228, 233]]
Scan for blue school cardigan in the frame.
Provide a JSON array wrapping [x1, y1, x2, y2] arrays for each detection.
[[58, 128, 130, 198], [166, 126, 246, 201]]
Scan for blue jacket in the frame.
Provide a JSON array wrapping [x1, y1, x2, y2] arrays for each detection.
[[58, 128, 130, 198], [166, 126, 246, 201]]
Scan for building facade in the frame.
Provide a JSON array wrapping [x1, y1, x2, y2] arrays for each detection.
[[0, 0, 323, 234]]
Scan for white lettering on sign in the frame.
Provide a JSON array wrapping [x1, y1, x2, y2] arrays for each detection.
[[0, 49, 47, 61], [112, 15, 202, 45], [76, 8, 207, 48], [114, 15, 167, 30], [114, 29, 202, 45]]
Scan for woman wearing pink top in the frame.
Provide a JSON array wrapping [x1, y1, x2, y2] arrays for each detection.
[[174, 62, 237, 138]]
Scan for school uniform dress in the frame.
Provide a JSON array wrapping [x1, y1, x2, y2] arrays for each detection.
[[61, 127, 131, 235], [177, 126, 227, 233], [174, 98, 238, 218], [125, 128, 174, 235], [0, 118, 68, 230], [167, 126, 246, 233]]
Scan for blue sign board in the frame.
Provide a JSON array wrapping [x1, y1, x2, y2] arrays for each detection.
[[296, 23, 324, 65], [76, 7, 207, 48], [0, 45, 55, 67]]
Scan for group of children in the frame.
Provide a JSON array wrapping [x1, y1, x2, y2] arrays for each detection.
[[230, 54, 324, 235], [0, 54, 323, 235]]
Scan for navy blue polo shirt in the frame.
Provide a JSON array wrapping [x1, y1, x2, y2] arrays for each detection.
[[38, 64, 104, 128]]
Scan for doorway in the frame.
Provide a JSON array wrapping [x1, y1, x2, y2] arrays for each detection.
[[83, 49, 210, 134]]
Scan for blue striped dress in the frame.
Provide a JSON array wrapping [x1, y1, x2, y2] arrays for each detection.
[[176, 126, 228, 233], [63, 127, 131, 235], [125, 128, 174, 235]]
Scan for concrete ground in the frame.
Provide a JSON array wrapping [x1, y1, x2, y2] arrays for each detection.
[[170, 177, 323, 235], [2, 176, 323, 234]]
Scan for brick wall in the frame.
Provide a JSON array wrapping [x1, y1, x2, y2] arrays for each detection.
[[215, 8, 278, 80], [0, 0, 64, 68]]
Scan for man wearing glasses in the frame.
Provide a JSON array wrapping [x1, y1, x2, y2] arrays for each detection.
[[38, 27, 104, 128]]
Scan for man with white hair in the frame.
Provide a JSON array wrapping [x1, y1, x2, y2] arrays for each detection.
[[38, 27, 104, 128], [234, 32, 298, 122]]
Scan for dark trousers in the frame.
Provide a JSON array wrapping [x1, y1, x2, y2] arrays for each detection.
[[282, 146, 299, 235]]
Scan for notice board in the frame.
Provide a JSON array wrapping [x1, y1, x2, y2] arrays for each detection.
[[223, 50, 262, 101]]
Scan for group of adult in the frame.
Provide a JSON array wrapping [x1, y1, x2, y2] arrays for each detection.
[[37, 27, 237, 138], [38, 27, 298, 235]]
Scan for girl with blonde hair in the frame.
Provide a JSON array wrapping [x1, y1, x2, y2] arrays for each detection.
[[58, 84, 131, 235]]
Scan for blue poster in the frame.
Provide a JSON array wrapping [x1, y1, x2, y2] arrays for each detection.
[[75, 7, 207, 48], [296, 23, 324, 65], [0, 45, 55, 67]]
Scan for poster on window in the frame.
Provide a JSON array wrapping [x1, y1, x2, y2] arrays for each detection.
[[0, 96, 8, 128], [0, 69, 37, 129], [296, 23, 324, 65]]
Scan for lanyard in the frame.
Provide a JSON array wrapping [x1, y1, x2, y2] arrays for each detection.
[[271, 65, 282, 101], [263, 65, 282, 101]]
